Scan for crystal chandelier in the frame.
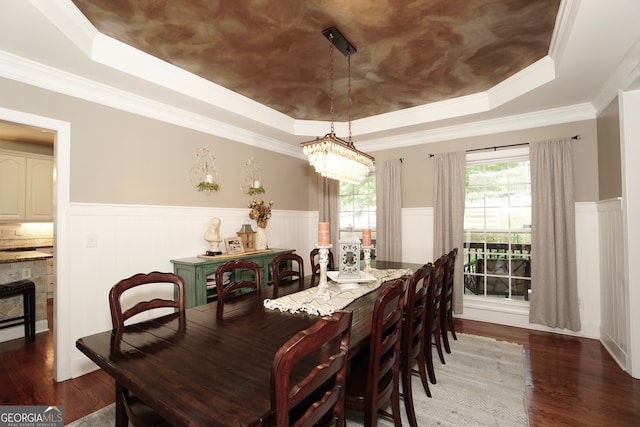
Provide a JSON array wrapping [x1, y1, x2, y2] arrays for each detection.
[[301, 27, 374, 185]]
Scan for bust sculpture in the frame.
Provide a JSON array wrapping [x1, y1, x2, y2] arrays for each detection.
[[204, 217, 222, 255]]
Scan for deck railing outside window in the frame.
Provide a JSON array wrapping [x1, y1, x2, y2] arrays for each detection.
[[463, 241, 532, 301]]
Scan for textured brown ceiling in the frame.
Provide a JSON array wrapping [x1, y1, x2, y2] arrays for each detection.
[[71, 0, 560, 121]]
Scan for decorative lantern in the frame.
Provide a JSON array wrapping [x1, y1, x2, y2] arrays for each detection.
[[338, 231, 361, 279], [237, 223, 257, 252]]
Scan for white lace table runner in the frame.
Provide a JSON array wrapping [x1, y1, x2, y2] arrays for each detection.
[[263, 268, 412, 316]]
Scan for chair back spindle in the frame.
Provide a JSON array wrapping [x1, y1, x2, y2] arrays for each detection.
[[345, 278, 405, 426], [271, 253, 305, 298], [400, 264, 432, 426], [215, 259, 261, 318]]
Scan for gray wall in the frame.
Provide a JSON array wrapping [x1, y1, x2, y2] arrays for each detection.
[[2, 76, 601, 212], [369, 119, 599, 207], [0, 77, 311, 210]]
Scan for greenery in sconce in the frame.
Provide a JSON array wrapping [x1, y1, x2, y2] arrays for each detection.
[[197, 181, 220, 192], [248, 186, 265, 195]]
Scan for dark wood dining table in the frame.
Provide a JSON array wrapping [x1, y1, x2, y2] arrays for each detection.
[[76, 260, 421, 427]]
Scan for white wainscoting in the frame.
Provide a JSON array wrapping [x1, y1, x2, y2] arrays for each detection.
[[65, 203, 317, 378], [401, 207, 434, 264], [597, 198, 627, 370], [65, 202, 604, 378]]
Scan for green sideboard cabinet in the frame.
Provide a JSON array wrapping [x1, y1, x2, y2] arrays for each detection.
[[171, 248, 295, 308]]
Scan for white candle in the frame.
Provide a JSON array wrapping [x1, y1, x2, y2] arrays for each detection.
[[253, 180, 260, 188], [205, 174, 213, 183]]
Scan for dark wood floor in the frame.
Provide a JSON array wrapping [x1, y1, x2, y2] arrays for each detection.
[[1, 300, 639, 426]]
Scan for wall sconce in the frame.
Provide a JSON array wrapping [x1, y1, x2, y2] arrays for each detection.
[[190, 146, 220, 192], [241, 157, 265, 195]]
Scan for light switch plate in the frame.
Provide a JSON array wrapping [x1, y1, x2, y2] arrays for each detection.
[[86, 233, 98, 248]]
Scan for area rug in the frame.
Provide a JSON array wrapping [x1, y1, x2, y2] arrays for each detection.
[[66, 334, 528, 426]]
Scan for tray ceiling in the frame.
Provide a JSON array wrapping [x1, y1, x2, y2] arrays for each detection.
[[70, 0, 560, 122]]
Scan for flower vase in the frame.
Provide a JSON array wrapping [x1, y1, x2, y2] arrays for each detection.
[[256, 225, 268, 250]]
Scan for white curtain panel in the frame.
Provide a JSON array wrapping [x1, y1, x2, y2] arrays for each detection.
[[376, 159, 403, 262], [529, 138, 581, 331], [433, 151, 466, 314]]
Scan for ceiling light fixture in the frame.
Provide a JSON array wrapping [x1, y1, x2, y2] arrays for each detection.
[[300, 26, 374, 185]]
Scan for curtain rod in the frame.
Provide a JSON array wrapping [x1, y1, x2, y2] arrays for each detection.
[[428, 134, 580, 158]]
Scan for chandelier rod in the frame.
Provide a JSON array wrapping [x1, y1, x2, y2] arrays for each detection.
[[348, 51, 352, 146], [328, 33, 335, 135]]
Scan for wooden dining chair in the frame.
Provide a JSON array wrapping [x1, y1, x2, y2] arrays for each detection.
[[270, 253, 305, 298], [424, 254, 447, 385], [441, 247, 458, 354], [345, 278, 405, 427], [214, 259, 261, 318], [310, 248, 335, 282], [271, 310, 352, 427], [400, 263, 432, 427], [108, 271, 186, 427]]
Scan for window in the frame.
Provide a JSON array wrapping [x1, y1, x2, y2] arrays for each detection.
[[339, 174, 376, 244], [463, 148, 532, 301]]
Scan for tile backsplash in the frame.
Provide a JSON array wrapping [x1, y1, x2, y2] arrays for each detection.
[[0, 222, 54, 249]]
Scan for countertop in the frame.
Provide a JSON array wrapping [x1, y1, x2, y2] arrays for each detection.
[[0, 250, 53, 264]]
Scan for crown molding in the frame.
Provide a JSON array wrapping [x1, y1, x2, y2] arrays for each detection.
[[4, 0, 616, 158], [359, 103, 596, 151], [28, 0, 98, 58], [0, 50, 303, 159], [351, 93, 490, 137], [549, 0, 581, 61], [309, 56, 555, 138], [487, 57, 556, 108], [592, 34, 640, 114], [0, 46, 595, 158], [27, 0, 567, 144]]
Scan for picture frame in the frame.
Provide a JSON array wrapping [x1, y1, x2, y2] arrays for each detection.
[[225, 237, 245, 254]]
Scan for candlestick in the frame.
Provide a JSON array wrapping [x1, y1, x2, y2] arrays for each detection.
[[315, 244, 332, 299], [318, 222, 330, 246], [363, 246, 374, 272]]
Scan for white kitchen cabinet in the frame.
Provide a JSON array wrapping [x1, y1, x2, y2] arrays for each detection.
[[0, 150, 53, 222], [0, 152, 26, 220], [25, 157, 53, 221]]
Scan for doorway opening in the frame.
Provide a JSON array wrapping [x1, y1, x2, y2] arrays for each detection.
[[0, 106, 71, 381]]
